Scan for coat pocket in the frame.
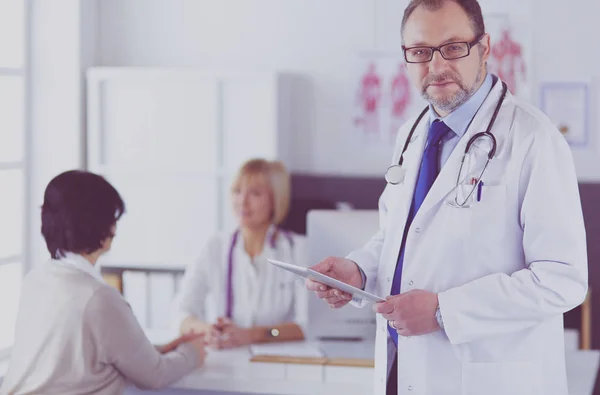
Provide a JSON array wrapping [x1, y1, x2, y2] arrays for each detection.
[[462, 360, 542, 395]]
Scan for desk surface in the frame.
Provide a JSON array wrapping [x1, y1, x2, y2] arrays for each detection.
[[145, 329, 373, 394], [173, 347, 373, 395], [145, 330, 600, 395], [166, 349, 600, 395], [1, 331, 597, 395]]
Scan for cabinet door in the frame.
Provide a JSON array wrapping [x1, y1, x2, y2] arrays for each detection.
[[87, 71, 220, 264], [90, 74, 219, 170], [221, 75, 279, 173]]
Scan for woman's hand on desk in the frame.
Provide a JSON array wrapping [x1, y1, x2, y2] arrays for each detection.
[[207, 317, 253, 349], [180, 315, 212, 335], [306, 257, 361, 309], [179, 316, 239, 349], [155, 332, 203, 354], [156, 332, 207, 365]]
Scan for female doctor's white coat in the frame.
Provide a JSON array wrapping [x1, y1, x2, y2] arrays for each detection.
[[347, 78, 588, 395], [175, 226, 308, 329]]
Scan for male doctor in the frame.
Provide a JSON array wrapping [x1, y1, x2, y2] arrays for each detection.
[[306, 0, 588, 394]]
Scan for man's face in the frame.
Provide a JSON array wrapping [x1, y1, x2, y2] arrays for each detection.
[[402, 1, 490, 115]]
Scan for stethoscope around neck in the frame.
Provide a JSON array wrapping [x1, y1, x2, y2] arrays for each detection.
[[225, 227, 294, 319], [384, 82, 507, 201]]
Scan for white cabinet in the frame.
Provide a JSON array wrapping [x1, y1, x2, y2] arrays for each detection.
[[86, 68, 295, 266]]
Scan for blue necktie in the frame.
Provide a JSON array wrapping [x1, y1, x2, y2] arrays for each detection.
[[389, 120, 451, 345]]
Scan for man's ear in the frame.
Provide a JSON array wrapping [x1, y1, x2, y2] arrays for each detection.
[[480, 33, 491, 62]]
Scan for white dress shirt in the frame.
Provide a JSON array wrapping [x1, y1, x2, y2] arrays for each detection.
[[0, 253, 199, 395], [175, 226, 308, 330]]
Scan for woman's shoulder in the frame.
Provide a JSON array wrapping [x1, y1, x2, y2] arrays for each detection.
[[189, 229, 238, 269], [24, 262, 118, 311]]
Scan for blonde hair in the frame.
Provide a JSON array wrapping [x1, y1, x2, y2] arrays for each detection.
[[231, 158, 291, 225]]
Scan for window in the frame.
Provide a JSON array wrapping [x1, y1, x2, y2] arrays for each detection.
[[0, 0, 27, 357]]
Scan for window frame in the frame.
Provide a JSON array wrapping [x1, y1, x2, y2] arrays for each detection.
[[0, 0, 31, 359]]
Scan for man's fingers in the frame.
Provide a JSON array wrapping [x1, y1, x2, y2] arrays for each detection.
[[373, 300, 394, 315], [332, 289, 352, 300], [306, 278, 329, 292], [397, 327, 411, 337], [324, 291, 352, 304], [309, 258, 334, 275], [315, 288, 352, 300], [381, 312, 396, 321], [325, 295, 344, 304]]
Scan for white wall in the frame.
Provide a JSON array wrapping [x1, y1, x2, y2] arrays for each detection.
[[28, 0, 97, 268], [97, 0, 597, 179], [99, 0, 380, 176], [532, 1, 598, 181]]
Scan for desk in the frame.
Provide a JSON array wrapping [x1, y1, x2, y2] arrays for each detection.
[[141, 329, 372, 395], [174, 348, 372, 395], [139, 330, 599, 395]]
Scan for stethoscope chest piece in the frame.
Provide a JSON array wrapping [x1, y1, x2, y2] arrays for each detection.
[[385, 165, 406, 185]]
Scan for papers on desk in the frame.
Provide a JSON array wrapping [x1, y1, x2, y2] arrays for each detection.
[[250, 342, 324, 358], [249, 341, 376, 368]]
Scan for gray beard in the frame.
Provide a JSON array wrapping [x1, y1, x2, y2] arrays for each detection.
[[422, 64, 485, 113]]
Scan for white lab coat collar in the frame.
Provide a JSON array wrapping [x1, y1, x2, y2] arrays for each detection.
[[266, 224, 281, 251], [236, 224, 279, 254], [54, 252, 105, 283], [232, 224, 279, 280]]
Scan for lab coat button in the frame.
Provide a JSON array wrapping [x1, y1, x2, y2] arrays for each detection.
[[415, 227, 421, 233], [408, 385, 413, 391], [387, 277, 391, 283], [408, 280, 414, 286]]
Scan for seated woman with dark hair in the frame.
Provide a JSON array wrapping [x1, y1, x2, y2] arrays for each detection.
[[0, 170, 206, 395]]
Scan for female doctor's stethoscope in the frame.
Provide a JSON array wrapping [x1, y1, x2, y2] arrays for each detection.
[[225, 228, 294, 319], [385, 81, 507, 207]]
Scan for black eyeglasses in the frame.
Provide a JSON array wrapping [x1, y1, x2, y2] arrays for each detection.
[[402, 35, 484, 64]]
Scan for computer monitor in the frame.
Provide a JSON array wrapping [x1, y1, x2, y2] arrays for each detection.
[[306, 209, 380, 341]]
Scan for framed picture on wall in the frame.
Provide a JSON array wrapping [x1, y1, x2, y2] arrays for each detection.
[[539, 81, 590, 149], [485, 12, 533, 101]]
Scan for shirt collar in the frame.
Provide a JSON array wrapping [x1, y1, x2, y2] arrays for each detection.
[[55, 252, 105, 283], [234, 224, 278, 248], [429, 72, 494, 138], [266, 224, 279, 250]]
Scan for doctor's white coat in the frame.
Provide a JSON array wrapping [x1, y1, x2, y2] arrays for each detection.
[[175, 226, 308, 330], [347, 78, 588, 395]]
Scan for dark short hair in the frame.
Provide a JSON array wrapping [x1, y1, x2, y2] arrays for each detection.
[[401, 0, 485, 41], [41, 170, 125, 259]]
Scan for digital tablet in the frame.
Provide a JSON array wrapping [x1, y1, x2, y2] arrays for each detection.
[[267, 259, 385, 303]]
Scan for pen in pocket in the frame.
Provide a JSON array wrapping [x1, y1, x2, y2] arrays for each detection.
[[477, 181, 484, 202]]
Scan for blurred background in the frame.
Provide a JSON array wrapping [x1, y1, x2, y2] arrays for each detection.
[[0, 0, 599, 392]]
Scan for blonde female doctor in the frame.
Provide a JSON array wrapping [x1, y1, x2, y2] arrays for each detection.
[[176, 159, 306, 349]]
